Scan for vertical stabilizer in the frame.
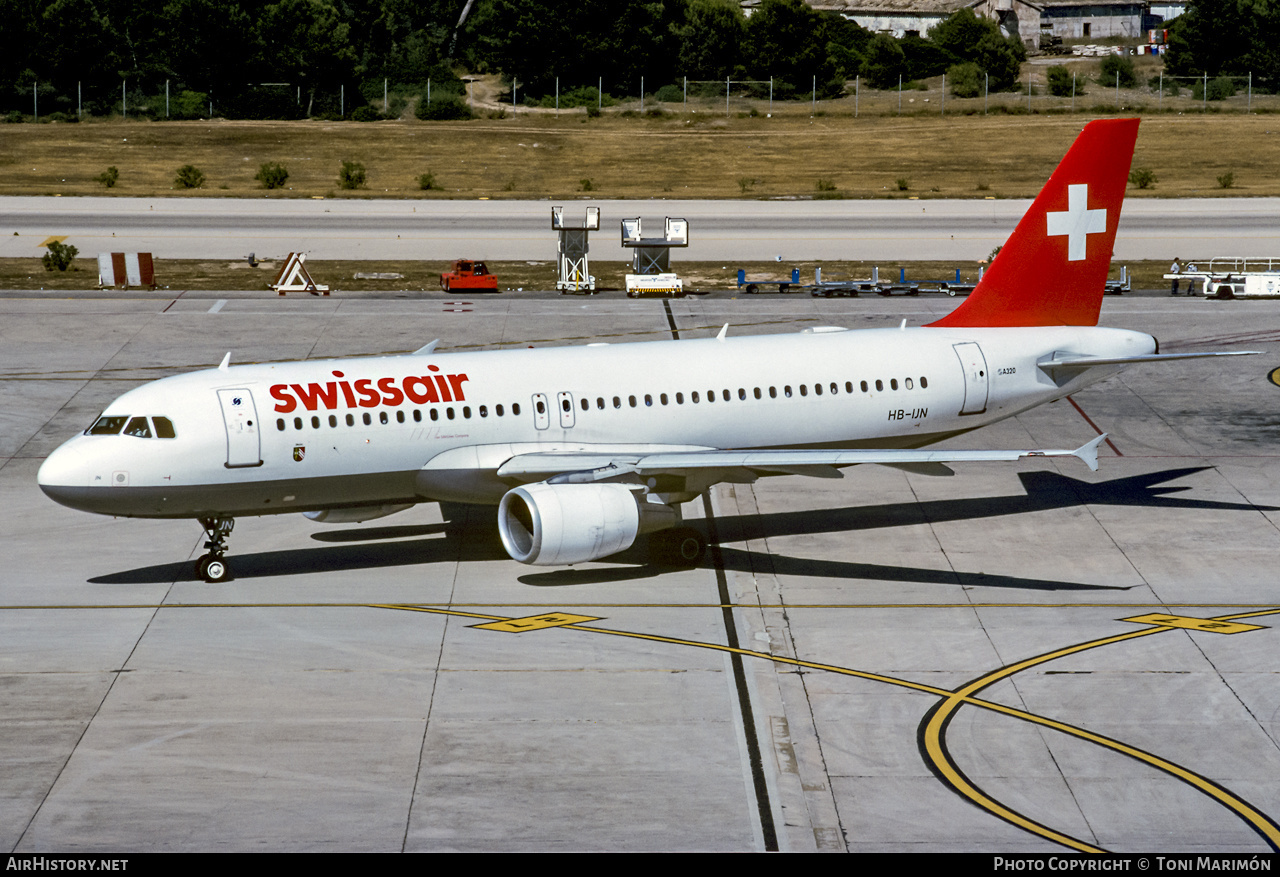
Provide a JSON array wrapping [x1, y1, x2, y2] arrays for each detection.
[[928, 119, 1139, 328]]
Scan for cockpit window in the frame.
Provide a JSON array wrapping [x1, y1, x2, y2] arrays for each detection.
[[87, 415, 129, 435], [153, 417, 176, 439], [124, 416, 152, 438]]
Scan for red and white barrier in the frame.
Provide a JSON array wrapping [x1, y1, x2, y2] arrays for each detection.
[[98, 253, 156, 289]]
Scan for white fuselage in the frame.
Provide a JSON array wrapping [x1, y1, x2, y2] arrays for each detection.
[[37, 323, 1155, 519]]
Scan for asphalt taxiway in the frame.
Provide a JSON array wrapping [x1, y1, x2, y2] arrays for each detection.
[[4, 196, 1280, 262], [2, 288, 1279, 852]]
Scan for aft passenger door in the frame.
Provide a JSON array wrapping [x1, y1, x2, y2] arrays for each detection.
[[217, 388, 263, 467], [952, 342, 989, 415]]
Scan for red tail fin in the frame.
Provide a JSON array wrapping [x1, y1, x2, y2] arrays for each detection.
[[928, 119, 1139, 328]]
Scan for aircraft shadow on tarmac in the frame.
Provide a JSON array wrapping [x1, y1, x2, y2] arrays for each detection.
[[90, 467, 1274, 589]]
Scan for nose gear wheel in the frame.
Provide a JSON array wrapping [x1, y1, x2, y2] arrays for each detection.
[[194, 517, 235, 582]]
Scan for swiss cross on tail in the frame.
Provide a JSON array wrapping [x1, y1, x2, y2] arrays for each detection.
[[1046, 184, 1107, 260], [929, 119, 1139, 329]]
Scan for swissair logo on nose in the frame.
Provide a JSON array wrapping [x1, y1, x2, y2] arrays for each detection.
[[1046, 183, 1107, 261]]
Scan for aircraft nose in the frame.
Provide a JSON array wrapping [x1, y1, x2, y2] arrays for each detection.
[[37, 440, 88, 508]]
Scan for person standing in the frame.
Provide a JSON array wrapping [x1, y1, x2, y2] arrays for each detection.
[[1170, 258, 1181, 295]]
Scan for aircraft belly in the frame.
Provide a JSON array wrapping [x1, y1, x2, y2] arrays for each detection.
[[40, 469, 422, 519]]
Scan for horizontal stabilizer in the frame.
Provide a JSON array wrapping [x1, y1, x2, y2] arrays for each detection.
[[1039, 351, 1259, 370]]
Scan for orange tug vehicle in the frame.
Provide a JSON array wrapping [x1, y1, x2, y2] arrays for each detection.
[[440, 259, 499, 293]]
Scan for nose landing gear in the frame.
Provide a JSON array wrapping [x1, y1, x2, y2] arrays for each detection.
[[195, 517, 235, 582]]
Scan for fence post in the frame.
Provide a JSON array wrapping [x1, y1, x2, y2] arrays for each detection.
[[985, 72, 988, 114], [341, 84, 344, 117], [383, 78, 387, 113], [683, 76, 687, 107], [1158, 71, 1162, 110], [33, 82, 36, 122], [1027, 75, 1030, 112], [769, 76, 773, 115], [1115, 71, 1119, 109], [854, 76, 858, 118], [123, 79, 126, 120], [1203, 72, 1207, 111], [641, 76, 644, 114], [898, 74, 902, 114], [555, 76, 559, 116], [811, 74, 815, 116], [513, 78, 517, 112], [1248, 71, 1252, 113], [427, 78, 430, 105], [725, 77, 729, 116], [77, 81, 81, 119], [941, 73, 945, 115], [1072, 73, 1076, 111]]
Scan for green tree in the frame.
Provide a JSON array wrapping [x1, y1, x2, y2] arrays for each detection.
[[467, 0, 683, 99], [744, 0, 840, 95], [928, 8, 1025, 92], [948, 61, 982, 98], [36, 0, 123, 109], [863, 33, 906, 90], [675, 0, 745, 80], [975, 30, 1025, 92], [160, 0, 255, 98], [259, 0, 358, 116], [1047, 65, 1078, 97], [1099, 54, 1136, 88], [929, 8, 991, 60], [1165, 0, 1280, 90], [900, 35, 959, 81]]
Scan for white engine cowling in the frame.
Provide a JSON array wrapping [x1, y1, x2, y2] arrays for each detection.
[[303, 503, 415, 524], [498, 483, 677, 565]]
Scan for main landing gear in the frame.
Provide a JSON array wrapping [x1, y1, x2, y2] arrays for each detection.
[[195, 516, 235, 582]]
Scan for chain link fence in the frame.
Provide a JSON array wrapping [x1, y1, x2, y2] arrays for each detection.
[[9, 71, 1280, 123]]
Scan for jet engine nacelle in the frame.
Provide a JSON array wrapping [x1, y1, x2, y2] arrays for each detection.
[[498, 483, 677, 565], [303, 503, 415, 524]]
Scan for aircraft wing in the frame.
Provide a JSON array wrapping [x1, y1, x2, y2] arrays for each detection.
[[494, 434, 1107, 483]]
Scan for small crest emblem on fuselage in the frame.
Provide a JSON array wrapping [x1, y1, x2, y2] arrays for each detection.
[[292, 445, 306, 462]]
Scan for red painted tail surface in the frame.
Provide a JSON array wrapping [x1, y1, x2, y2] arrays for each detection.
[[928, 119, 1139, 328]]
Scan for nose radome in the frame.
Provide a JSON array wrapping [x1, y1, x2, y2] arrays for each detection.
[[37, 440, 89, 508]]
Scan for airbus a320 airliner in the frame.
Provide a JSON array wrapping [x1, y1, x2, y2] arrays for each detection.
[[38, 119, 1255, 581]]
